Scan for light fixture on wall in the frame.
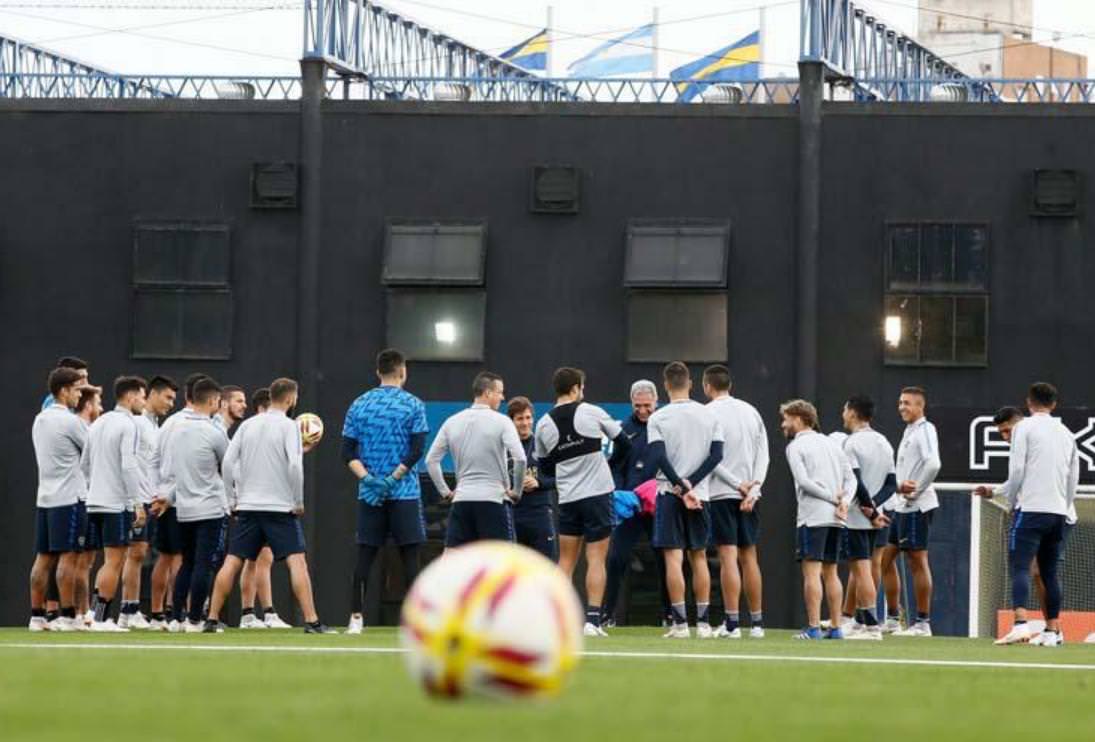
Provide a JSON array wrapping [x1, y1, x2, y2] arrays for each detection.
[[884, 315, 902, 348], [434, 321, 457, 344]]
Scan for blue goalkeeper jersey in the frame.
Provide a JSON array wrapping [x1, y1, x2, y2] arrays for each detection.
[[342, 385, 429, 501]]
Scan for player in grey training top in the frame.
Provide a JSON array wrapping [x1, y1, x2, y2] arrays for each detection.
[[426, 371, 526, 549], [839, 395, 895, 640], [781, 399, 853, 640], [28, 367, 89, 632], [534, 367, 631, 636], [978, 383, 1078, 647], [891, 386, 941, 637], [205, 377, 333, 634], [120, 374, 176, 630], [702, 364, 769, 639], [154, 378, 228, 631], [648, 362, 724, 639], [83, 376, 149, 631]]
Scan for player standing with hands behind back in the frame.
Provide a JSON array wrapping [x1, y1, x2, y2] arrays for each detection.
[[342, 349, 429, 635], [648, 362, 724, 639], [781, 399, 852, 640]]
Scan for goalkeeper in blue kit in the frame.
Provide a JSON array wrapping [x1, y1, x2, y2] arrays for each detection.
[[341, 349, 429, 635]]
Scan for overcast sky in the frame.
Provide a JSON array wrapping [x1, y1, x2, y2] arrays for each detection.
[[1, 0, 1093, 77]]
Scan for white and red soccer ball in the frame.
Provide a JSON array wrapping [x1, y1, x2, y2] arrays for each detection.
[[399, 541, 584, 699], [297, 412, 324, 447]]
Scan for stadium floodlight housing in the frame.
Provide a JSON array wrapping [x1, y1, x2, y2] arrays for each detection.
[[700, 84, 745, 104], [884, 315, 902, 347], [929, 83, 968, 103], [215, 81, 256, 100], [434, 321, 457, 344], [432, 82, 472, 102]]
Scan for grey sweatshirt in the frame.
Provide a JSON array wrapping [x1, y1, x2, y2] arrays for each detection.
[[32, 403, 88, 508], [163, 409, 229, 522], [426, 404, 526, 503], [786, 429, 856, 528], [222, 409, 304, 512], [84, 407, 144, 513]]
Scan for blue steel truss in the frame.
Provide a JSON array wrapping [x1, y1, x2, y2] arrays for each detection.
[[0, 74, 802, 102], [5, 75, 1095, 104], [302, 0, 574, 100], [0, 33, 170, 98], [800, 0, 983, 100]]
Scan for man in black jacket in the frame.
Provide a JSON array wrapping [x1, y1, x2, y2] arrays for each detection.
[[506, 397, 558, 561], [603, 380, 671, 626]]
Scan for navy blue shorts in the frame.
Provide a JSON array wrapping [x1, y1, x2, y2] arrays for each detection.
[[129, 504, 156, 544], [709, 498, 760, 548], [356, 498, 426, 547], [446, 501, 515, 548], [86, 510, 133, 550], [1009, 511, 1067, 571], [229, 511, 306, 561], [841, 529, 876, 561], [653, 494, 711, 551], [558, 493, 614, 542], [893, 510, 934, 551], [34, 503, 86, 554], [512, 504, 558, 561], [876, 515, 895, 548], [796, 526, 842, 563], [154, 506, 183, 555]]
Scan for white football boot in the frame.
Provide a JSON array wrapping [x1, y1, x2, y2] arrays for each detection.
[[239, 613, 266, 630], [264, 612, 292, 629], [662, 623, 691, 639], [994, 623, 1032, 645]]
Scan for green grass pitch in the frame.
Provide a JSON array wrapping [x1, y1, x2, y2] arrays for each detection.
[[3, 628, 1095, 741]]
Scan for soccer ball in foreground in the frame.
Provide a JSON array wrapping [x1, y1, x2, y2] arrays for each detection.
[[400, 541, 583, 699], [297, 413, 324, 447]]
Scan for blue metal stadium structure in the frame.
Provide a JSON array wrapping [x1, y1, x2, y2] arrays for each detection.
[[0, 0, 1092, 102]]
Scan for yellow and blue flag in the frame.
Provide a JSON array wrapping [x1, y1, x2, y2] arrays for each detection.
[[670, 30, 760, 102], [500, 29, 548, 72]]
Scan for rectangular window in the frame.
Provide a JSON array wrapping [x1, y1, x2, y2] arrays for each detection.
[[627, 292, 727, 362], [131, 222, 232, 360], [886, 222, 988, 292], [383, 221, 486, 285], [131, 289, 233, 360], [387, 290, 486, 362], [133, 223, 230, 286], [884, 294, 988, 367], [625, 221, 730, 288], [884, 222, 989, 367]]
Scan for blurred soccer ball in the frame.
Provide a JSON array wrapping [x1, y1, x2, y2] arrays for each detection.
[[400, 541, 583, 699], [297, 413, 324, 446]]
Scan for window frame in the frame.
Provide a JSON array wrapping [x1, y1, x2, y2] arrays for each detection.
[[382, 219, 488, 287], [384, 288, 487, 363], [132, 221, 232, 288], [625, 289, 728, 363], [129, 287, 234, 361], [624, 219, 731, 289], [883, 221, 990, 368]]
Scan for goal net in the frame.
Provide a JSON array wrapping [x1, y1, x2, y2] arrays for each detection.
[[971, 491, 1095, 639]]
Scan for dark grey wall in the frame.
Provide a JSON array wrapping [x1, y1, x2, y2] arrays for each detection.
[[2, 99, 1092, 630]]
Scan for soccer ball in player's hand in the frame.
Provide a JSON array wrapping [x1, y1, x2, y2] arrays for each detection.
[[400, 541, 583, 700], [297, 413, 324, 449]]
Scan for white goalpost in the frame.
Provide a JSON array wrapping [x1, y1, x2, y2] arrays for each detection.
[[937, 482, 1095, 638]]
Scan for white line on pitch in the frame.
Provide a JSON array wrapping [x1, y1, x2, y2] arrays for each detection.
[[2, 642, 1095, 671]]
